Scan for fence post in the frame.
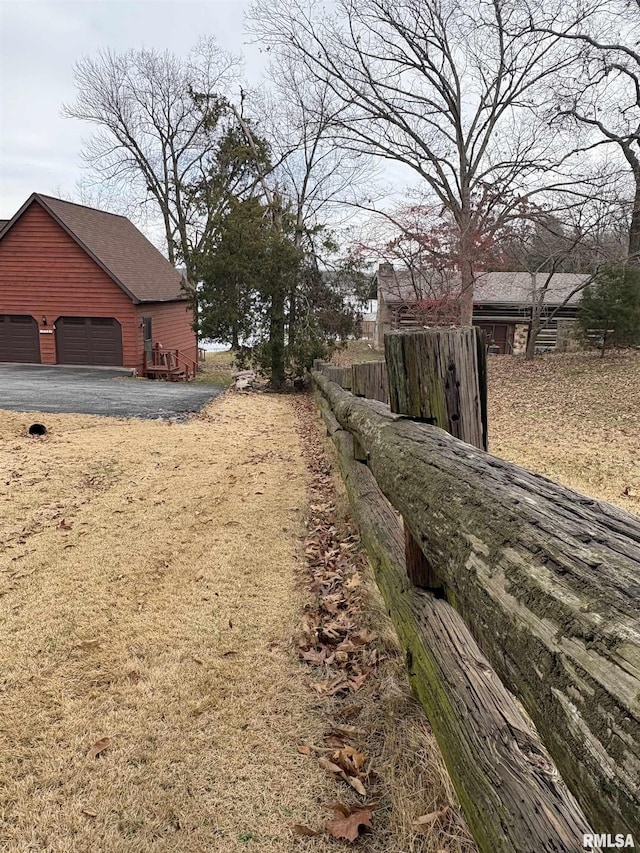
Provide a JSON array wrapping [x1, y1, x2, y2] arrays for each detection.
[[385, 327, 487, 588]]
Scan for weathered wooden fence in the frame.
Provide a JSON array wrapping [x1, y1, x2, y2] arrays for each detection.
[[313, 330, 640, 853], [313, 358, 388, 403]]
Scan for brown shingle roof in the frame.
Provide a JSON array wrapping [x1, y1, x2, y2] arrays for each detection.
[[376, 265, 588, 307], [0, 194, 187, 303]]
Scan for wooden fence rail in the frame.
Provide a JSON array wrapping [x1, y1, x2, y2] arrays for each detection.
[[326, 424, 590, 852], [314, 359, 388, 403], [351, 360, 389, 404], [312, 335, 640, 850]]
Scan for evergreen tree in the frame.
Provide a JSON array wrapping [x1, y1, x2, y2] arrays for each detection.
[[577, 267, 640, 356], [197, 196, 367, 385], [196, 197, 266, 350]]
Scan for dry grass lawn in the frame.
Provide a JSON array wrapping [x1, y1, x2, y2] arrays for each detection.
[[488, 350, 640, 517], [0, 391, 475, 853], [330, 340, 384, 367], [0, 394, 335, 852]]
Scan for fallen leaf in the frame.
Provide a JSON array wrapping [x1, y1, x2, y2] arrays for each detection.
[[57, 519, 73, 531], [348, 673, 368, 692], [308, 675, 349, 696], [413, 807, 450, 829], [300, 648, 329, 665], [293, 824, 319, 837], [333, 745, 367, 774], [297, 745, 311, 756], [81, 808, 97, 818], [318, 757, 344, 775], [89, 737, 110, 759], [347, 776, 367, 796], [326, 804, 374, 842]]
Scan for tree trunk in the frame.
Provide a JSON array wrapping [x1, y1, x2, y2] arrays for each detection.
[[458, 207, 475, 326], [459, 257, 474, 326], [321, 423, 592, 852], [288, 285, 297, 351], [525, 302, 541, 360], [270, 284, 286, 387], [600, 330, 608, 358], [525, 275, 546, 361], [628, 176, 640, 266], [313, 372, 640, 836]]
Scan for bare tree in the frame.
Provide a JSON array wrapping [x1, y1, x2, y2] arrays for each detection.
[[259, 61, 376, 249], [247, 57, 378, 347], [248, 0, 583, 324], [63, 39, 241, 279], [533, 0, 640, 262], [497, 195, 626, 356]]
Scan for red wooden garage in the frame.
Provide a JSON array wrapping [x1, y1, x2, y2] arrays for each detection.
[[0, 193, 198, 376]]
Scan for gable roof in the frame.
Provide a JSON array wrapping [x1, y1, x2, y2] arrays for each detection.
[[376, 265, 588, 307], [474, 271, 588, 305], [0, 193, 187, 303]]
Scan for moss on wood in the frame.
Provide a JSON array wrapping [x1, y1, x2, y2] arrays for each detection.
[[327, 425, 591, 852], [314, 370, 640, 836]]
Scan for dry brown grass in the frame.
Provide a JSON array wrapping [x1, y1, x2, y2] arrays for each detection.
[[193, 349, 236, 388], [488, 350, 640, 517], [329, 341, 385, 367], [0, 394, 337, 852], [0, 391, 476, 853]]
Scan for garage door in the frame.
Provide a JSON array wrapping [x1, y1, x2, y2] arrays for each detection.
[[55, 317, 123, 366], [0, 315, 41, 363]]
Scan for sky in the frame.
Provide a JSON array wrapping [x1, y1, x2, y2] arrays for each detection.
[[0, 0, 265, 221]]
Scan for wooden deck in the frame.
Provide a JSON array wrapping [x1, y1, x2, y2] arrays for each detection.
[[143, 344, 197, 381]]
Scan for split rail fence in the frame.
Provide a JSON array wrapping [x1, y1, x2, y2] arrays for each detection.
[[312, 329, 639, 853]]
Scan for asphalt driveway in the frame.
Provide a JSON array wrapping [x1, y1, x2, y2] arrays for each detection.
[[0, 364, 224, 419]]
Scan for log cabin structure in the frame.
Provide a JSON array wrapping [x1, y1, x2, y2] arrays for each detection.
[[0, 193, 198, 379], [374, 262, 587, 353]]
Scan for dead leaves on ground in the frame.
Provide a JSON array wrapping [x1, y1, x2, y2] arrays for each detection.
[[326, 803, 375, 842], [318, 742, 369, 796], [292, 396, 381, 842], [88, 737, 110, 759], [297, 488, 379, 703], [413, 806, 451, 831], [293, 802, 376, 843]]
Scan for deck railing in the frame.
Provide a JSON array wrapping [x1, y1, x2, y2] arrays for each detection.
[[143, 344, 198, 380]]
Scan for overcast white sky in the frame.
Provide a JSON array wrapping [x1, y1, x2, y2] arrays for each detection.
[[0, 0, 266, 221]]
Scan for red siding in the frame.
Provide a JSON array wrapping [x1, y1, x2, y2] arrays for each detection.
[[136, 301, 197, 374], [0, 202, 138, 366]]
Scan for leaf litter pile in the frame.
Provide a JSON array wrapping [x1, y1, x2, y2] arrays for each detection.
[[488, 350, 640, 518], [290, 395, 477, 852]]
